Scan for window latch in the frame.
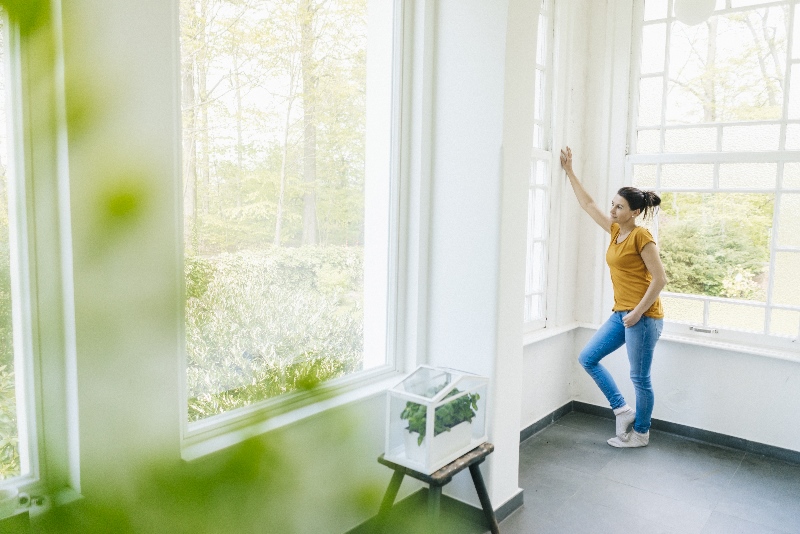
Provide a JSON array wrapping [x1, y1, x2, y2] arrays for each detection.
[[690, 326, 718, 334]]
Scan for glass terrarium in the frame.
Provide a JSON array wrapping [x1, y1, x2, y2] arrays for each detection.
[[384, 365, 488, 474]]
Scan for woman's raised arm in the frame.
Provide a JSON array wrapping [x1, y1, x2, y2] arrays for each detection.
[[560, 146, 612, 234]]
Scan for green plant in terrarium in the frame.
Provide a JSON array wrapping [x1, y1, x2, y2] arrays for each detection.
[[400, 388, 480, 446]]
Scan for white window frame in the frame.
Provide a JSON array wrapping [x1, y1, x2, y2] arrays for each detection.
[[1, 13, 37, 492], [524, 0, 556, 333], [180, 0, 406, 455], [626, 0, 800, 352], [0, 3, 79, 501]]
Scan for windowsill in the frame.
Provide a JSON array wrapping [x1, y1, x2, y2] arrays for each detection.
[[568, 322, 800, 363], [659, 332, 800, 363], [181, 370, 404, 461], [523, 322, 581, 346], [0, 484, 82, 524]]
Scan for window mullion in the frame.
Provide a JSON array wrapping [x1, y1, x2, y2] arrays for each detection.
[[766, 188, 783, 335], [660, 0, 673, 138]]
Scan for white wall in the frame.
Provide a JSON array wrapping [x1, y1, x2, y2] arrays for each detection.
[[520, 331, 575, 430], [424, 0, 509, 507], [424, 0, 543, 511], [62, 0, 183, 499]]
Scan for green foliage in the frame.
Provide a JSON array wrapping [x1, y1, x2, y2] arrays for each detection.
[[0, 171, 18, 481], [0, 365, 18, 480], [34, 405, 418, 533], [0, 177, 11, 369], [179, 0, 372, 422], [181, 0, 368, 255], [185, 256, 216, 300], [0, 243, 11, 368], [0, 0, 49, 35], [659, 193, 773, 300], [400, 388, 481, 446], [186, 245, 363, 420]]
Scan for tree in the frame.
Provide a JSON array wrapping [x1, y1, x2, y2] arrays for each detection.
[[668, 7, 787, 123], [179, 0, 371, 415], [299, 0, 319, 245], [180, 0, 367, 252], [659, 193, 773, 300]]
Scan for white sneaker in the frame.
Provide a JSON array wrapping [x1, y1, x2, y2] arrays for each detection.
[[608, 430, 649, 448], [614, 406, 636, 439]]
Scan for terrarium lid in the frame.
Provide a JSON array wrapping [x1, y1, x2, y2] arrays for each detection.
[[395, 365, 487, 400]]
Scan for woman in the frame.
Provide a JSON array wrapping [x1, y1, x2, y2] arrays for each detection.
[[560, 146, 667, 448]]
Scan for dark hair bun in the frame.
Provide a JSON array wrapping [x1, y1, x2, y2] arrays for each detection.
[[617, 186, 660, 220]]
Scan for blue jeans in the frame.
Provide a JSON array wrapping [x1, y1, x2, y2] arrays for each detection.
[[579, 312, 663, 433]]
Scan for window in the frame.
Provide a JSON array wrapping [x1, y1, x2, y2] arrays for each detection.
[[525, 0, 555, 329], [629, 0, 800, 342], [0, 13, 23, 483], [180, 0, 400, 425], [0, 9, 48, 491]]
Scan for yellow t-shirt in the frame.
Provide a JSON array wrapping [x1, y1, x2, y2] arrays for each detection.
[[606, 223, 664, 318]]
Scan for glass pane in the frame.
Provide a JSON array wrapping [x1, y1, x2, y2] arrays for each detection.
[[773, 252, 800, 305], [790, 64, 800, 119], [537, 13, 548, 66], [644, 0, 668, 21], [638, 76, 663, 126], [777, 194, 800, 247], [718, 163, 776, 189], [667, 21, 711, 124], [785, 123, 800, 150], [662, 296, 704, 324], [661, 164, 713, 189], [0, 15, 20, 480], [794, 7, 800, 59], [664, 127, 717, 152], [783, 162, 800, 188], [526, 294, 543, 323], [641, 24, 666, 75], [533, 123, 544, 149], [633, 165, 657, 189], [637, 130, 660, 153], [182, 0, 385, 420], [528, 189, 548, 240], [659, 193, 773, 301], [526, 241, 545, 294], [400, 367, 452, 398], [669, 10, 786, 124], [722, 125, 779, 152], [534, 69, 544, 121], [770, 308, 799, 338], [708, 302, 765, 333], [531, 158, 549, 186]]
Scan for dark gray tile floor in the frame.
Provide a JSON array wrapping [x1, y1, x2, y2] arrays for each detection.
[[500, 412, 800, 534]]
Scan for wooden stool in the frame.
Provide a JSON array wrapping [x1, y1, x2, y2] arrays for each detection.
[[376, 442, 500, 534]]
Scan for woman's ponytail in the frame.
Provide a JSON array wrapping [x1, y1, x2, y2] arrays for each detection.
[[643, 191, 661, 219]]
